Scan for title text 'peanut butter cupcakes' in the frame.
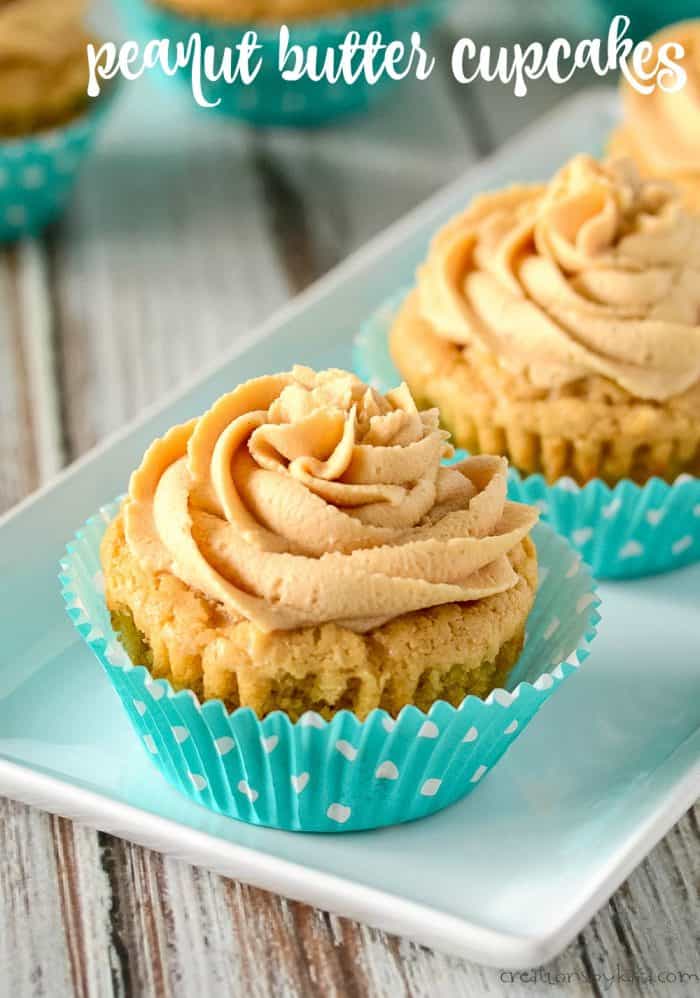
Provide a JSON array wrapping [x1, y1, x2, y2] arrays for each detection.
[[62, 367, 598, 831], [121, 0, 449, 126], [355, 156, 700, 578]]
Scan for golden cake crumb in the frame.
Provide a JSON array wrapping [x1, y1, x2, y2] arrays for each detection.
[[390, 290, 700, 486], [102, 510, 537, 720]]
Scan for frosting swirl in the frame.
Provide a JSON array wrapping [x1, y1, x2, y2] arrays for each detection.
[[616, 21, 700, 206], [0, 0, 91, 134], [124, 367, 537, 633], [418, 155, 700, 402]]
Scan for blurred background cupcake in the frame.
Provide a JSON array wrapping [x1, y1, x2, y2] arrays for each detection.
[[0, 0, 114, 241], [387, 155, 700, 487], [356, 154, 700, 577], [121, 0, 451, 126], [609, 19, 700, 214]]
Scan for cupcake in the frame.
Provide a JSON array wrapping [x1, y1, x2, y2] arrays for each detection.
[[609, 20, 700, 214], [102, 366, 540, 719], [122, 0, 448, 126], [389, 155, 700, 487], [62, 366, 600, 831], [0, 1, 113, 240]]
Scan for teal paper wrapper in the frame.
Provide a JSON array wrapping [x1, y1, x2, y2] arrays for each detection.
[[354, 293, 700, 580], [60, 498, 599, 833], [120, 0, 449, 126], [0, 99, 112, 243]]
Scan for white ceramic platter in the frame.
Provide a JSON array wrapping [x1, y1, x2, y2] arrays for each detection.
[[1, 90, 699, 968]]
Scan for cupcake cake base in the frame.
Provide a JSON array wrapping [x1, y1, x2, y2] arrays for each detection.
[[390, 291, 700, 487], [102, 511, 537, 721], [62, 501, 599, 833]]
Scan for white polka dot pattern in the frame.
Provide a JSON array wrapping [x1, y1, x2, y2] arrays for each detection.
[[62, 502, 600, 832], [1, 107, 106, 243]]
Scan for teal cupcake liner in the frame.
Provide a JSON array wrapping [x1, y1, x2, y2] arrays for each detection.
[[353, 292, 700, 580], [120, 0, 450, 126], [60, 498, 599, 833], [0, 97, 113, 243]]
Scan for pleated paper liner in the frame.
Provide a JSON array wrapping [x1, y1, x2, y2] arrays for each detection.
[[0, 93, 116, 243], [60, 498, 599, 832], [119, 0, 450, 126], [353, 292, 700, 580]]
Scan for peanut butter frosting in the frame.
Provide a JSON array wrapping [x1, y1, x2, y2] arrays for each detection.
[[418, 155, 700, 402], [615, 21, 700, 206], [0, 0, 92, 136], [123, 367, 537, 633]]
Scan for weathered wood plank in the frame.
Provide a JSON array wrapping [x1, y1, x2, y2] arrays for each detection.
[[0, 249, 39, 511], [0, 245, 118, 998], [0, 799, 74, 998]]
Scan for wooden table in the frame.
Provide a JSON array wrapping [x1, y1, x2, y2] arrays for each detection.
[[1, 6, 698, 996]]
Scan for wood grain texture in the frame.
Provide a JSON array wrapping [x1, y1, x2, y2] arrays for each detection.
[[1, 7, 698, 997]]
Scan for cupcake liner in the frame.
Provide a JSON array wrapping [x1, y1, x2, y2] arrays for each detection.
[[0, 97, 114, 243], [354, 292, 700, 580], [60, 498, 599, 833], [120, 0, 450, 126]]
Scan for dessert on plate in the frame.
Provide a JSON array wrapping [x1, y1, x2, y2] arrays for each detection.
[[389, 155, 700, 486], [609, 19, 700, 214], [101, 366, 539, 720]]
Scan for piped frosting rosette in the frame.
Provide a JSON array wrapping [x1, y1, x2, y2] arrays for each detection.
[[354, 159, 700, 578], [418, 155, 700, 402], [124, 366, 537, 633], [610, 20, 700, 213]]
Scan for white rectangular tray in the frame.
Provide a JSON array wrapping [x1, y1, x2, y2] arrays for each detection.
[[1, 89, 698, 968]]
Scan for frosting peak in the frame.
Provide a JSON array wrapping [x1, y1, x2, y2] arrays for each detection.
[[419, 155, 700, 401], [124, 367, 537, 633]]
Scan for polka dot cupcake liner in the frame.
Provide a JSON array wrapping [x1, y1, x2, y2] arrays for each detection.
[[353, 292, 700, 580], [0, 96, 114, 243], [120, 0, 450, 127], [59, 498, 599, 833]]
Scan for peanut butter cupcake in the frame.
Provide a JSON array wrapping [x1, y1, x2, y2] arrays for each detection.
[[101, 367, 539, 720], [389, 155, 700, 487], [609, 20, 700, 214], [63, 367, 599, 831], [0, 1, 114, 242]]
